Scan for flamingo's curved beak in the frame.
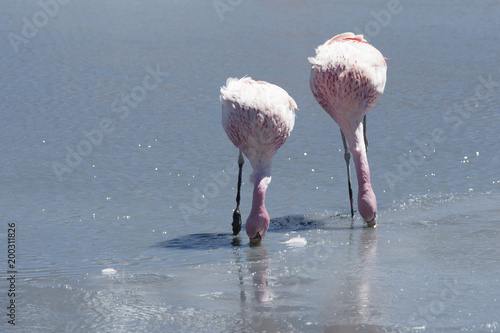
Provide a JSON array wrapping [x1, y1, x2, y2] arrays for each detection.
[[249, 232, 262, 245]]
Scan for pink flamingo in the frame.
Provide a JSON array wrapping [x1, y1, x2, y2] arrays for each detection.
[[309, 33, 387, 227], [221, 77, 297, 244]]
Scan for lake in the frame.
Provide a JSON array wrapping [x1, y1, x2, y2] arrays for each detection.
[[1, 0, 499, 332]]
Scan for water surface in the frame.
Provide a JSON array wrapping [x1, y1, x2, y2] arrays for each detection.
[[1, 0, 499, 332]]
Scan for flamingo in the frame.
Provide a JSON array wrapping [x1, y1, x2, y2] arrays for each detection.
[[221, 77, 297, 244], [309, 33, 387, 227]]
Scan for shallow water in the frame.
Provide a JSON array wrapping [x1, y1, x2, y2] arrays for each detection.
[[1, 0, 499, 332]]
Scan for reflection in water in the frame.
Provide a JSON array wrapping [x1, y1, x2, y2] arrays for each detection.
[[232, 244, 294, 332], [325, 323, 387, 333], [357, 228, 379, 322], [327, 228, 379, 329], [247, 245, 271, 304]]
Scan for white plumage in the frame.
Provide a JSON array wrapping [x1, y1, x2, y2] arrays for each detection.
[[309, 33, 387, 129], [221, 76, 297, 242], [221, 77, 296, 180], [309, 32, 387, 225]]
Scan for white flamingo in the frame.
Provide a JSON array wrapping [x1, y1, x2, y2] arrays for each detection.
[[309, 33, 387, 226], [221, 77, 297, 243]]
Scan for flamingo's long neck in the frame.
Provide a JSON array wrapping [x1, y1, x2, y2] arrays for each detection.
[[348, 123, 377, 222], [246, 167, 271, 239], [250, 169, 271, 215], [252, 179, 267, 212]]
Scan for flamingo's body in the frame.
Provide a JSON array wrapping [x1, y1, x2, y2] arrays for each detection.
[[309, 33, 387, 225], [221, 77, 297, 243]]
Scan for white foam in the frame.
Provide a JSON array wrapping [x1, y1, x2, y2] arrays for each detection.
[[101, 268, 117, 275], [283, 236, 307, 247]]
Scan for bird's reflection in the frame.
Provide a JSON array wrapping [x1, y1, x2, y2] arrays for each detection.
[[246, 245, 271, 304], [327, 227, 379, 329], [232, 242, 294, 332], [356, 228, 378, 321]]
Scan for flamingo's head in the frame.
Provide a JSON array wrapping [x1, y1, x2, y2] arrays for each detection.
[[358, 185, 377, 227], [246, 209, 270, 245]]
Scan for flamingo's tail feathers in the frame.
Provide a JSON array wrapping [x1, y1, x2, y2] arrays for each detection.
[[220, 76, 254, 102], [308, 56, 319, 65], [327, 32, 369, 45], [353, 34, 366, 42], [310, 32, 370, 66]]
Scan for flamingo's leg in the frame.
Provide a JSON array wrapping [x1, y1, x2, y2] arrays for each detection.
[[341, 131, 354, 219], [232, 150, 244, 235], [363, 115, 368, 153]]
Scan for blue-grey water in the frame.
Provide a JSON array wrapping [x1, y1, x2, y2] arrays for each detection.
[[1, 0, 499, 332]]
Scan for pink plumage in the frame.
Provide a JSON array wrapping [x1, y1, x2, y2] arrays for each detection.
[[221, 77, 297, 242], [309, 32, 387, 225]]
